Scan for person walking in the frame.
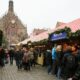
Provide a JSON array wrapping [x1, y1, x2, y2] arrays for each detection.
[[62, 46, 78, 80], [0, 46, 5, 67], [29, 48, 35, 67], [51, 45, 57, 75], [5, 49, 9, 64], [46, 49, 52, 74], [14, 48, 23, 70], [9, 48, 14, 65], [56, 45, 63, 80], [23, 48, 30, 71]]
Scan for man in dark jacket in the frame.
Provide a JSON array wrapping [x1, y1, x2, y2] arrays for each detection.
[[46, 49, 52, 74], [62, 46, 78, 80], [14, 48, 23, 70], [9, 48, 14, 65], [72, 46, 80, 80]]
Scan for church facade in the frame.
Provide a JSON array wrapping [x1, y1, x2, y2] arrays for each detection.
[[0, 0, 28, 45]]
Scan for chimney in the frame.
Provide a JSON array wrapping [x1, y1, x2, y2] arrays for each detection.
[[8, 0, 14, 12]]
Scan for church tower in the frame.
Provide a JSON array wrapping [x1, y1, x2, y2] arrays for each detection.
[[8, 0, 14, 12], [0, 0, 28, 46]]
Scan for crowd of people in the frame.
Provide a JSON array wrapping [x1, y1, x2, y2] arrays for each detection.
[[0, 44, 80, 80], [45, 44, 80, 80], [0, 46, 38, 71]]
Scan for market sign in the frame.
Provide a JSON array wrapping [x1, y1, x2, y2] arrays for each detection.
[[50, 32, 67, 41]]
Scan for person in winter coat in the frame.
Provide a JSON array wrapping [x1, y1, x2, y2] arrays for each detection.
[[56, 45, 63, 79], [51, 45, 57, 75], [0, 47, 5, 67], [23, 48, 30, 70], [14, 48, 23, 70], [9, 48, 14, 65], [33, 48, 38, 66], [62, 46, 78, 80], [72, 45, 80, 80], [28, 48, 35, 67], [5, 49, 9, 64], [46, 49, 52, 74]]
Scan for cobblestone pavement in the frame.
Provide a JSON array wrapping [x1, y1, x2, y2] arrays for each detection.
[[0, 63, 58, 80]]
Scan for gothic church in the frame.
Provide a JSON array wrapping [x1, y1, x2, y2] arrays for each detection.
[[0, 0, 28, 45]]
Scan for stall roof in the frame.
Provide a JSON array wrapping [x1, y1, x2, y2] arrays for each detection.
[[31, 31, 48, 42], [17, 38, 31, 45], [17, 31, 49, 45], [54, 18, 80, 32]]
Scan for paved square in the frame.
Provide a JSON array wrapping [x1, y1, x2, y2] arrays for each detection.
[[0, 63, 57, 80]]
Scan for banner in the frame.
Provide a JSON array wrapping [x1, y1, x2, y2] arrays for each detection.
[[50, 32, 67, 41]]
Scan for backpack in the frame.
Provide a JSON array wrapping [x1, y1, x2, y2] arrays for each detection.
[[66, 54, 76, 68]]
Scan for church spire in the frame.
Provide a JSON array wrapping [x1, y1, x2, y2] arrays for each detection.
[[8, 0, 14, 12]]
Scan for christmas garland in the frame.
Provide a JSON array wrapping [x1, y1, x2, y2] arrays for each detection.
[[54, 27, 71, 34], [49, 27, 71, 40], [32, 39, 48, 46], [49, 26, 80, 40], [71, 30, 80, 37]]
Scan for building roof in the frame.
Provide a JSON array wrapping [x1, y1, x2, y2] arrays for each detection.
[[31, 31, 48, 42], [30, 28, 47, 37], [17, 31, 49, 45], [54, 18, 80, 32]]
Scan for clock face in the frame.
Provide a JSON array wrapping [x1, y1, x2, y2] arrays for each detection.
[[11, 20, 15, 24]]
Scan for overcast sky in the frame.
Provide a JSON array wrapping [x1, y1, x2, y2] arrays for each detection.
[[0, 0, 80, 34]]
